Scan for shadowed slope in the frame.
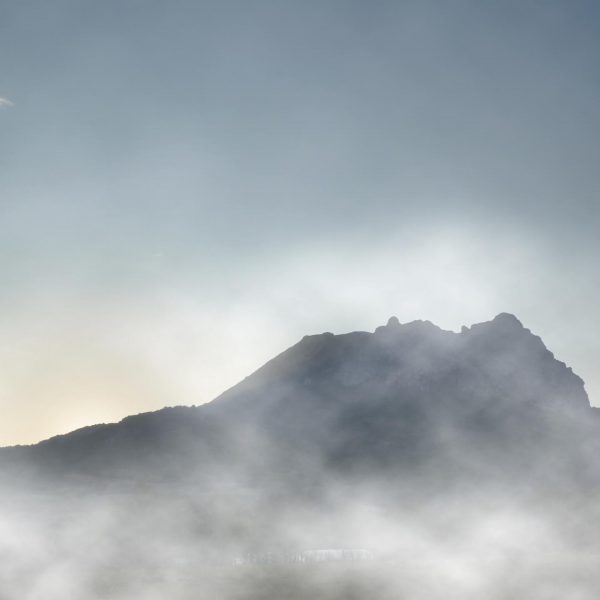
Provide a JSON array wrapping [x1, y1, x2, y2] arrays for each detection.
[[1, 313, 593, 495]]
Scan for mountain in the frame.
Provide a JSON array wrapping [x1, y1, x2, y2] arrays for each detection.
[[2, 313, 595, 494], [1, 313, 599, 599]]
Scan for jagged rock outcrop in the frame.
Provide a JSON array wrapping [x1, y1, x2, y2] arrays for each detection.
[[1, 313, 595, 497]]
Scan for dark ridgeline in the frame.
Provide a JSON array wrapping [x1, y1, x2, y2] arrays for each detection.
[[2, 313, 600, 599], [1, 312, 597, 496]]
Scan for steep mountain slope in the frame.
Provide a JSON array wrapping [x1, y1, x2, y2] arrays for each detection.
[[1, 313, 599, 600], [1, 313, 595, 495]]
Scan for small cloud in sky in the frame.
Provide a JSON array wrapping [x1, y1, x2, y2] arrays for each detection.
[[0, 97, 14, 109]]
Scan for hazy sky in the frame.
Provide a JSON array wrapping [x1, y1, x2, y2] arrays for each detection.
[[1, 1, 599, 445]]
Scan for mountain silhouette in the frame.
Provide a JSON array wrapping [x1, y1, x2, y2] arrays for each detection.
[[2, 313, 596, 496], [3, 313, 600, 599]]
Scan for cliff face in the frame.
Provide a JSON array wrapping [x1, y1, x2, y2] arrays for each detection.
[[1, 313, 593, 495]]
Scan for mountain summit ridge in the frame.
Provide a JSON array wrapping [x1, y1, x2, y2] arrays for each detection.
[[0, 313, 592, 494], [2, 317, 599, 599], [211, 312, 587, 412]]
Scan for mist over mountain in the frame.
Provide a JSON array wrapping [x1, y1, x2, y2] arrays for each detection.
[[3, 313, 593, 486], [1, 313, 599, 599]]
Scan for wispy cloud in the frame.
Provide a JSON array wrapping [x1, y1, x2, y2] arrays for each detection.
[[0, 97, 14, 108]]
